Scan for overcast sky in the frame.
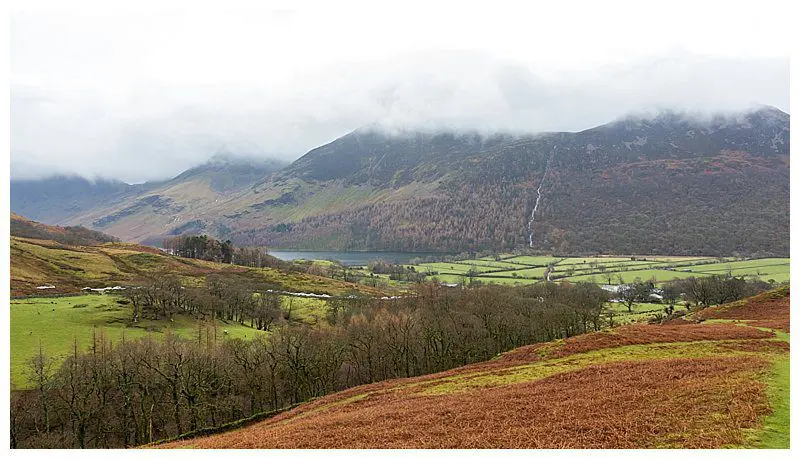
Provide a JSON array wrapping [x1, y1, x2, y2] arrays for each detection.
[[10, 0, 791, 183]]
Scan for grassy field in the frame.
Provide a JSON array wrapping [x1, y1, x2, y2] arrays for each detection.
[[420, 274, 541, 286], [564, 269, 713, 285], [282, 296, 329, 325], [423, 273, 466, 284], [555, 257, 634, 265], [502, 256, 561, 266], [403, 255, 789, 287], [162, 287, 790, 449], [749, 355, 790, 448], [484, 267, 548, 279], [414, 262, 477, 275], [682, 258, 788, 273], [604, 301, 690, 324], [551, 260, 655, 271], [682, 259, 790, 284], [450, 260, 532, 270], [477, 254, 517, 261], [472, 276, 539, 285], [413, 262, 526, 275], [724, 266, 789, 284], [10, 291, 335, 389], [10, 294, 268, 389]]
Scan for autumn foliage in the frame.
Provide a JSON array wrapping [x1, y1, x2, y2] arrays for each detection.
[[162, 288, 789, 449]]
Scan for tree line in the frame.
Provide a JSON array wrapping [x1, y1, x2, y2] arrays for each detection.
[[162, 235, 285, 269], [12, 281, 610, 448], [613, 274, 772, 319], [125, 275, 284, 331], [661, 275, 771, 309]]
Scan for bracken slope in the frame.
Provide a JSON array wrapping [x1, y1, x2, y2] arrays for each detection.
[[160, 286, 790, 449]]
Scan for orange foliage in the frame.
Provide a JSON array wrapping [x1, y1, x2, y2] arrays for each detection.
[[163, 356, 771, 449], [157, 289, 790, 449], [486, 322, 773, 368], [695, 289, 790, 332]]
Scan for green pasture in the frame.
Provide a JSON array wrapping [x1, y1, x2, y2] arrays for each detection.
[[477, 254, 518, 261], [10, 294, 270, 389], [487, 267, 548, 279], [721, 266, 789, 284], [427, 274, 468, 285], [685, 258, 788, 272], [550, 260, 660, 274], [472, 276, 539, 286], [554, 257, 633, 266], [603, 301, 689, 324], [281, 296, 328, 325], [502, 256, 561, 266], [562, 269, 712, 285], [450, 260, 532, 270], [415, 263, 480, 275], [402, 255, 789, 287]]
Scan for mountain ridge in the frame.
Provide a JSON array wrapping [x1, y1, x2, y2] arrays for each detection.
[[11, 106, 790, 256]]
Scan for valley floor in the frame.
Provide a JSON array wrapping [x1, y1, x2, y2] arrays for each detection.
[[160, 286, 790, 449], [408, 255, 790, 286]]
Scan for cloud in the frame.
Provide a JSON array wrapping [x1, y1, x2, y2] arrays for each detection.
[[11, 32, 789, 183]]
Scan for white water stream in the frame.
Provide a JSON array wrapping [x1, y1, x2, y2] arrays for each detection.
[[527, 147, 556, 247]]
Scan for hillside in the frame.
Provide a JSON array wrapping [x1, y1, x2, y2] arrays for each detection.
[[10, 212, 119, 246], [260, 106, 788, 255], [10, 155, 287, 246], [12, 106, 790, 256], [10, 234, 381, 297], [9, 175, 143, 225], [160, 286, 790, 449]]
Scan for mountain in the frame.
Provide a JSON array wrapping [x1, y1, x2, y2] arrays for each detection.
[[235, 106, 790, 256], [169, 154, 288, 194], [11, 106, 790, 256], [11, 155, 288, 246], [9, 175, 146, 224]]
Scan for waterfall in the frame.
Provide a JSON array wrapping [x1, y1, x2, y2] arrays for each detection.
[[527, 146, 556, 248]]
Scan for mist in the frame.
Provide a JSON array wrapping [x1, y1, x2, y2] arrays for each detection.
[[10, 3, 790, 183]]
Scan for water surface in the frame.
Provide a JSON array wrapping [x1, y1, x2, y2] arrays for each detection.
[[270, 251, 443, 266]]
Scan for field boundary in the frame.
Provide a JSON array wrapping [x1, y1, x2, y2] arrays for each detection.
[[144, 401, 310, 447]]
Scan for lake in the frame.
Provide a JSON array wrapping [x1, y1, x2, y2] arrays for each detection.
[[269, 251, 444, 266]]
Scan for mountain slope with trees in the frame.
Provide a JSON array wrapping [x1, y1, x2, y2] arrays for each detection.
[[11, 106, 790, 256], [252, 106, 790, 255]]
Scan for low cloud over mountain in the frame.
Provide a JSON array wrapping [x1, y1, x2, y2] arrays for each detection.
[[10, 2, 789, 183]]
